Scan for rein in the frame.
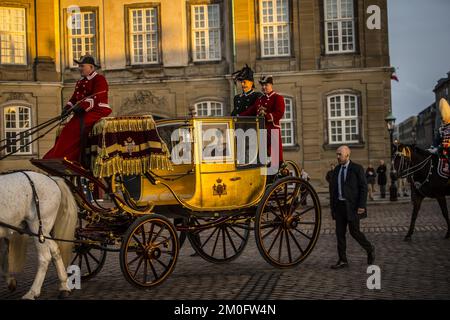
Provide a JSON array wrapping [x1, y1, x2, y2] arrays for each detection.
[[393, 148, 434, 191]]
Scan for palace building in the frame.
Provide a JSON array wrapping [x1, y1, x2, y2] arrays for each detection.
[[0, 0, 393, 188]]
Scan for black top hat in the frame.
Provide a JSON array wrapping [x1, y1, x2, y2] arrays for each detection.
[[259, 75, 273, 85], [232, 64, 255, 82], [73, 54, 100, 68]]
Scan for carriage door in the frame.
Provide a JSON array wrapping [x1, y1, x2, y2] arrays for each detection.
[[195, 119, 238, 208]]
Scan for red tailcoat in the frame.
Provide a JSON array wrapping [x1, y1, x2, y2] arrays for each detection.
[[240, 91, 285, 162], [43, 71, 111, 162]]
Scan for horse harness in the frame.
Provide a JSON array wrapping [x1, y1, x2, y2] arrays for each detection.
[[393, 147, 434, 193]]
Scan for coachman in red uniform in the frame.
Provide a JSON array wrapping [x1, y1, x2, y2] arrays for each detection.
[[44, 55, 111, 163], [240, 75, 285, 165]]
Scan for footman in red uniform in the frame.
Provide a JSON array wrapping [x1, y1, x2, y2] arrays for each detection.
[[43, 54, 112, 163]]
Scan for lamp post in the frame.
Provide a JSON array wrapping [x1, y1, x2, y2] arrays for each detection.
[[385, 112, 397, 201]]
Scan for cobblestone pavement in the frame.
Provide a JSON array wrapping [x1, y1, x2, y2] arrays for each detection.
[[1, 199, 449, 300]]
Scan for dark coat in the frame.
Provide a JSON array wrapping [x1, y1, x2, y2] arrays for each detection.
[[330, 161, 368, 221], [365, 167, 377, 184], [376, 164, 387, 185], [231, 90, 263, 116]]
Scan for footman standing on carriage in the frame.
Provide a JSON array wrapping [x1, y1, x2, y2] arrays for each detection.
[[231, 65, 263, 116], [239, 75, 285, 168], [43, 54, 111, 164]]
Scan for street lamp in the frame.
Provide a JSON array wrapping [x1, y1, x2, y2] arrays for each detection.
[[385, 112, 397, 201]]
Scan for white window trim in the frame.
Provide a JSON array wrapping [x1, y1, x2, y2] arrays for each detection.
[[129, 7, 159, 65], [0, 6, 27, 65], [191, 4, 221, 62], [194, 101, 224, 117], [324, 0, 356, 54], [3, 105, 32, 155], [281, 97, 294, 146], [259, 0, 291, 58], [327, 94, 359, 144], [67, 10, 96, 68]]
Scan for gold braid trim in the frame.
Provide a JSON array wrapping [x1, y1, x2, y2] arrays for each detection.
[[91, 116, 158, 136], [93, 153, 173, 178]]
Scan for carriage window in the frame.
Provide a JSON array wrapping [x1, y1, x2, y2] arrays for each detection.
[[200, 123, 232, 163], [235, 121, 261, 167], [156, 122, 193, 164]]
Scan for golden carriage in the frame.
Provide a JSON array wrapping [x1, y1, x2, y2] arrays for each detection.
[[31, 114, 321, 288]]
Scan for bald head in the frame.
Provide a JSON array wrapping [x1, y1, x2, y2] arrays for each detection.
[[336, 145, 351, 165]]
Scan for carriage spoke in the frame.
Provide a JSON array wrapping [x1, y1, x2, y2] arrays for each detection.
[[228, 225, 246, 241], [141, 225, 146, 247], [295, 206, 315, 217], [200, 226, 219, 250], [143, 257, 148, 283], [132, 256, 144, 278], [294, 228, 312, 240], [288, 229, 304, 254], [71, 252, 79, 265], [211, 227, 221, 257], [147, 222, 155, 246], [127, 254, 141, 266], [273, 191, 286, 216], [278, 228, 284, 262], [222, 227, 227, 259], [78, 252, 83, 270], [262, 224, 278, 240], [84, 253, 92, 274], [224, 227, 238, 254], [267, 226, 282, 254], [154, 257, 169, 269], [132, 235, 145, 250], [284, 230, 292, 263], [297, 221, 316, 225], [152, 224, 166, 243], [87, 251, 100, 264], [148, 260, 159, 281]]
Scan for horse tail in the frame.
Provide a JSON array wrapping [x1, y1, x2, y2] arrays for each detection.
[[52, 178, 78, 267], [8, 233, 29, 273]]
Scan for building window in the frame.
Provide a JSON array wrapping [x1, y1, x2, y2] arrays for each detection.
[[327, 94, 359, 144], [324, 0, 355, 54], [191, 4, 221, 61], [281, 97, 294, 146], [129, 7, 159, 64], [195, 101, 223, 116], [3, 106, 32, 154], [259, 0, 290, 57], [68, 10, 97, 67], [0, 7, 26, 65]]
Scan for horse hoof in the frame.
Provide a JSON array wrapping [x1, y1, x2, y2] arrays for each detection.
[[404, 236, 412, 242], [58, 290, 71, 299], [7, 278, 17, 292], [21, 292, 36, 300]]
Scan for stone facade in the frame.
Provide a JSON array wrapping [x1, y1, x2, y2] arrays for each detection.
[[0, 0, 392, 188]]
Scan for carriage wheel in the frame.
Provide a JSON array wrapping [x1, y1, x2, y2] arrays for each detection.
[[283, 160, 301, 178], [71, 216, 107, 281], [255, 176, 321, 268], [120, 214, 179, 288], [187, 216, 250, 264]]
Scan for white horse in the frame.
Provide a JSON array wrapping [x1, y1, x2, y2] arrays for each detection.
[[0, 171, 78, 299]]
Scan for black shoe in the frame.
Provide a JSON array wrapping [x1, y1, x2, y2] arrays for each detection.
[[330, 260, 348, 269], [367, 246, 376, 265]]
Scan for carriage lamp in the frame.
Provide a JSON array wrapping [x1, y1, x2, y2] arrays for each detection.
[[385, 112, 398, 201]]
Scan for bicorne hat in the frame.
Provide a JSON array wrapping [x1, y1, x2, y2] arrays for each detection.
[[73, 54, 100, 68], [232, 64, 255, 82]]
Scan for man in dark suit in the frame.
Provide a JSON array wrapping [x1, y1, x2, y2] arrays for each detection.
[[329, 145, 375, 269]]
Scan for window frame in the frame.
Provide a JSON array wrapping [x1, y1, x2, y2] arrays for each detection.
[[323, 0, 356, 55], [194, 101, 224, 117], [0, 6, 27, 65], [125, 3, 162, 67], [2, 105, 33, 155], [65, 6, 99, 69], [190, 3, 222, 62], [280, 97, 295, 147], [326, 93, 360, 145], [258, 0, 291, 58]]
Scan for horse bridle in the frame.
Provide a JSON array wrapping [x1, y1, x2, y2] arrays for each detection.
[[392, 146, 433, 190]]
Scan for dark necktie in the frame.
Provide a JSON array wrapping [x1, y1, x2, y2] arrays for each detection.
[[340, 166, 346, 197]]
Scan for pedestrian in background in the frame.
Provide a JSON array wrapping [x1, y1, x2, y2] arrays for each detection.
[[376, 160, 387, 199], [365, 163, 377, 201]]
